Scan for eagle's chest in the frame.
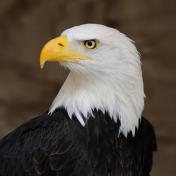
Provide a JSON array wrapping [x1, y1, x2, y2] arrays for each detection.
[[70, 112, 137, 176], [72, 111, 122, 161]]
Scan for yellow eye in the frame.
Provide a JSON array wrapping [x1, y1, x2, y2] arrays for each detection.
[[84, 40, 97, 49]]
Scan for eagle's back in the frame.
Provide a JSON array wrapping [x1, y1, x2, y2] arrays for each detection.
[[0, 108, 156, 176]]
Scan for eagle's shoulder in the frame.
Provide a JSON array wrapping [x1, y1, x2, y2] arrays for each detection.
[[0, 108, 87, 176], [0, 108, 68, 147], [137, 117, 157, 152], [126, 117, 157, 175]]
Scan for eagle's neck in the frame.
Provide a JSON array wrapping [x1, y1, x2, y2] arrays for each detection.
[[49, 69, 144, 137]]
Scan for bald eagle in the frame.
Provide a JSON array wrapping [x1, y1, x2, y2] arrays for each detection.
[[0, 24, 156, 176]]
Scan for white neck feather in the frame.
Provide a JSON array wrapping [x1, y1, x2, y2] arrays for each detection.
[[49, 65, 145, 137]]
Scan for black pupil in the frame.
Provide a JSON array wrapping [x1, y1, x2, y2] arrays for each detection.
[[87, 40, 94, 47]]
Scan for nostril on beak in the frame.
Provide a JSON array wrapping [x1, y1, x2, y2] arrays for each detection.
[[58, 43, 64, 47]]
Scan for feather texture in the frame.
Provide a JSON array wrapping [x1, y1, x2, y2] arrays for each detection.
[[0, 108, 156, 176]]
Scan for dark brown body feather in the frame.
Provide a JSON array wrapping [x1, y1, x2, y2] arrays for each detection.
[[0, 108, 157, 176]]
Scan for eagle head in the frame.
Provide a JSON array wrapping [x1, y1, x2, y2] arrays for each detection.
[[40, 24, 145, 136]]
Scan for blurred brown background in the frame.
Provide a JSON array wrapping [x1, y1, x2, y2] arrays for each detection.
[[0, 0, 176, 175]]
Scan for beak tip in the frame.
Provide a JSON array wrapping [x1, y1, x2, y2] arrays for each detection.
[[40, 65, 44, 69], [40, 58, 46, 69]]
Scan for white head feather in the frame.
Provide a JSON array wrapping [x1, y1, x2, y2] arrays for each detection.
[[49, 24, 145, 137]]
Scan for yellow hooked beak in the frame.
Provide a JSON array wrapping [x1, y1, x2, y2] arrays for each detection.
[[40, 35, 92, 69]]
